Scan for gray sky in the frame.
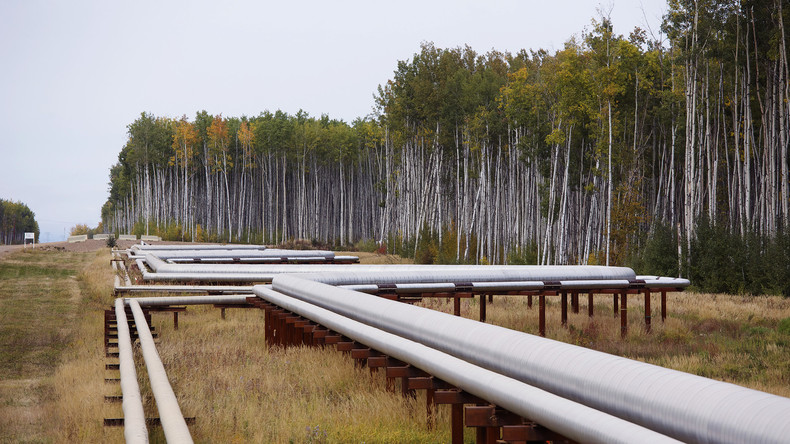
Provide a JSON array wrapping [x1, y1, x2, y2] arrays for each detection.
[[0, 0, 667, 242]]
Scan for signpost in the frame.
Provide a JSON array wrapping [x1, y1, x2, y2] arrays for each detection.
[[24, 232, 35, 248]]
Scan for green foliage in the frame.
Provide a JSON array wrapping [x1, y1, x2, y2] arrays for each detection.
[[0, 199, 39, 244], [101, 2, 790, 297], [436, 224, 460, 264], [685, 217, 790, 296], [690, 216, 746, 294], [507, 243, 538, 265], [778, 318, 790, 335], [634, 223, 678, 277], [414, 224, 438, 264], [353, 238, 378, 253], [162, 224, 183, 242]]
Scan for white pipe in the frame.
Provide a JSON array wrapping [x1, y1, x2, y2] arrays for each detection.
[[266, 276, 790, 444], [255, 288, 678, 443], [112, 261, 122, 289], [126, 295, 251, 306], [129, 248, 336, 261], [128, 300, 193, 443], [115, 285, 255, 294], [138, 255, 644, 285], [114, 298, 148, 443], [135, 257, 690, 291], [132, 244, 266, 251], [142, 255, 637, 279], [119, 259, 132, 286], [636, 276, 693, 288], [166, 257, 329, 264]]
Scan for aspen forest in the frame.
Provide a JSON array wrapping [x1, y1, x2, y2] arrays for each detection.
[[103, 0, 790, 295]]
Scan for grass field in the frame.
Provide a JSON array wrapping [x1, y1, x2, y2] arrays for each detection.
[[1, 246, 789, 442]]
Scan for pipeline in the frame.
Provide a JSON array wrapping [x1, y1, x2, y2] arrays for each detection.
[[131, 244, 266, 251], [114, 298, 148, 443], [126, 295, 251, 306], [128, 248, 337, 261], [266, 275, 790, 444], [115, 284, 255, 294], [255, 287, 679, 444], [112, 261, 122, 289], [128, 299, 193, 443], [137, 254, 643, 284]]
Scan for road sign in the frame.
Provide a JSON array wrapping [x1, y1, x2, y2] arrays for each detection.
[[24, 232, 35, 248]]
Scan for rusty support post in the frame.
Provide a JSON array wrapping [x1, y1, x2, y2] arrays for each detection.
[[273, 310, 287, 346], [488, 294, 493, 303], [173, 311, 178, 330], [262, 305, 270, 345], [479, 294, 486, 323], [538, 294, 546, 337], [435, 390, 485, 444], [661, 290, 667, 322], [561, 291, 568, 327], [613, 293, 619, 316], [588, 292, 594, 317], [453, 295, 461, 317], [571, 291, 579, 314], [452, 404, 464, 444], [527, 294, 532, 308], [620, 290, 628, 338], [644, 289, 652, 333], [220, 307, 226, 320]]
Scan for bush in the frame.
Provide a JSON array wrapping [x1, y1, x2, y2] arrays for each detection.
[[507, 242, 538, 265], [414, 224, 437, 264], [353, 238, 378, 253]]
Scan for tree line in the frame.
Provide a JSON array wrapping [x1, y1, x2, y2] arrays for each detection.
[[0, 199, 39, 245], [103, 0, 790, 294]]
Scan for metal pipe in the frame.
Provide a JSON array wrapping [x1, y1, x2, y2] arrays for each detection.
[[114, 298, 148, 443], [119, 259, 132, 286], [115, 285, 255, 294], [339, 280, 647, 294], [139, 255, 640, 283], [135, 260, 688, 292], [129, 248, 337, 261], [126, 295, 251, 306], [112, 261, 122, 289], [636, 276, 692, 288], [255, 288, 678, 444], [166, 257, 328, 264], [132, 244, 266, 251], [266, 276, 790, 444], [128, 300, 193, 443]]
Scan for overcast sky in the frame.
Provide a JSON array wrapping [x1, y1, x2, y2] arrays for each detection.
[[0, 0, 667, 242]]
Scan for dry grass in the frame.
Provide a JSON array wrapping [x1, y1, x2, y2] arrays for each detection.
[[151, 306, 448, 443], [47, 249, 124, 443], [345, 251, 415, 265], [0, 248, 123, 443], [4, 246, 790, 443]]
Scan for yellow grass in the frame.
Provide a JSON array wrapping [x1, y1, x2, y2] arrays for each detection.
[[152, 306, 448, 442]]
